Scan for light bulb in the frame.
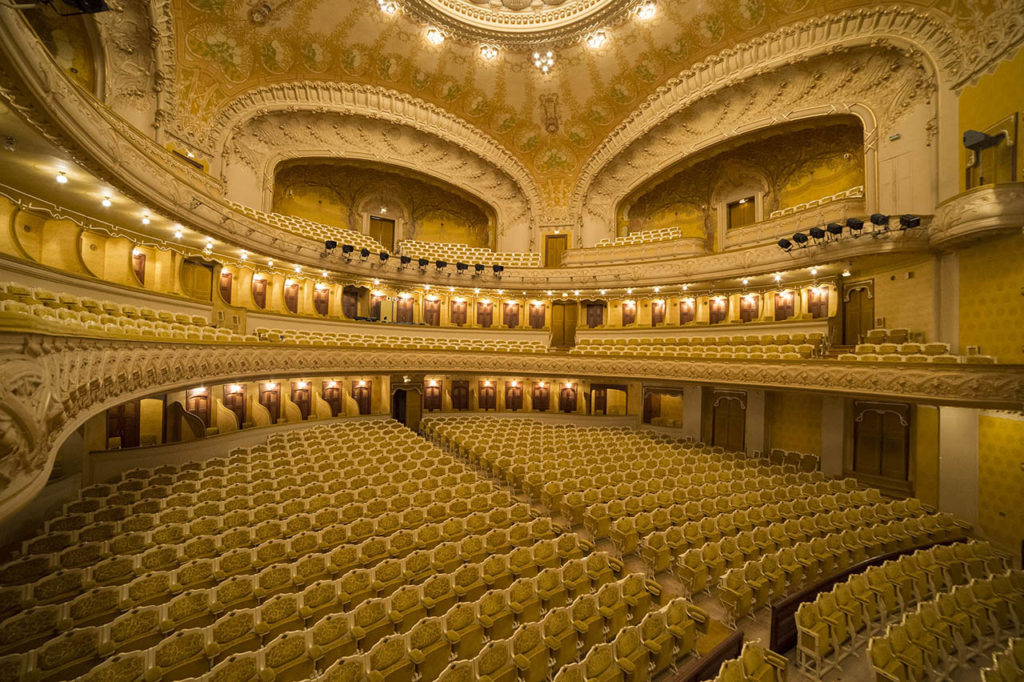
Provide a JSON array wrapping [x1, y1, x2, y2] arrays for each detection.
[[141, 214, 150, 225], [101, 196, 112, 207], [635, 1, 656, 20], [480, 45, 499, 61], [586, 31, 607, 49], [426, 28, 445, 45], [55, 171, 67, 184]]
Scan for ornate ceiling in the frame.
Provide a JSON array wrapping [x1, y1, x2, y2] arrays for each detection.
[[161, 0, 1018, 210]]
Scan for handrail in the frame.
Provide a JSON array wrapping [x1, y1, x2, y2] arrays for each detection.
[[768, 536, 968, 652]]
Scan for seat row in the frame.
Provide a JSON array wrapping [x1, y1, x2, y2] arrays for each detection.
[[570, 342, 820, 361], [767, 185, 864, 218], [868, 572, 1024, 682], [578, 332, 825, 347], [397, 239, 542, 268], [596, 226, 682, 247], [797, 540, 1009, 677], [256, 327, 550, 353], [982, 638, 1024, 682], [228, 201, 388, 253], [709, 642, 787, 682]]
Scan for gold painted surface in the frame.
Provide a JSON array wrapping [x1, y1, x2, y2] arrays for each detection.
[[272, 161, 494, 248], [977, 413, 1024, 552], [766, 391, 822, 456], [958, 233, 1024, 363], [21, 9, 96, 93], [167, 0, 995, 203]]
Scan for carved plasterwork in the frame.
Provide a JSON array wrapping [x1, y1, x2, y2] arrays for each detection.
[[0, 329, 1020, 518], [578, 45, 933, 242], [930, 183, 1024, 247], [226, 110, 533, 249]]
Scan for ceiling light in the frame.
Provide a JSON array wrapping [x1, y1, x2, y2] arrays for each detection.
[[626, 288, 633, 294], [653, 286, 661, 293], [774, 273, 782, 282], [322, 270, 328, 277], [426, 28, 445, 45], [682, 284, 689, 290], [378, 0, 398, 14], [810, 267, 818, 276], [497, 289, 504, 295], [293, 264, 301, 273], [380, 206, 387, 214], [573, 290, 580, 296], [586, 31, 607, 49], [635, 1, 657, 20], [101, 195, 112, 207], [480, 45, 499, 61], [600, 289, 607, 295], [240, 250, 248, 260], [742, 278, 749, 285], [141, 214, 150, 225], [532, 51, 555, 74], [267, 259, 274, 267], [55, 171, 67, 184], [173, 226, 183, 239], [546, 290, 553, 296], [842, 269, 852, 277]]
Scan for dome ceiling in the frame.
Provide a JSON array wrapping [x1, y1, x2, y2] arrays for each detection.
[[147, 1, 1014, 208]]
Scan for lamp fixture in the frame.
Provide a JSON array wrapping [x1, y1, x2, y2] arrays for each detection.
[[293, 264, 301, 273], [480, 45, 499, 60], [55, 171, 67, 184], [141, 213, 150, 225], [635, 1, 657, 20], [585, 31, 607, 49], [173, 226, 183, 240], [240, 250, 248, 260], [377, 0, 398, 13], [426, 27, 445, 45], [532, 51, 555, 74], [101, 195, 111, 207], [267, 259, 274, 267]]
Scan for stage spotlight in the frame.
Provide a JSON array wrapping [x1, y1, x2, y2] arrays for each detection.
[[870, 213, 890, 229], [378, 252, 389, 263], [777, 238, 793, 252], [324, 240, 338, 251], [418, 258, 429, 268], [808, 227, 826, 242], [792, 232, 809, 246], [492, 265, 504, 275], [846, 218, 864, 235], [359, 248, 370, 258], [399, 255, 412, 266], [341, 244, 354, 255], [826, 222, 843, 237], [899, 215, 921, 229], [435, 260, 447, 271], [456, 262, 468, 273], [474, 264, 485, 274]]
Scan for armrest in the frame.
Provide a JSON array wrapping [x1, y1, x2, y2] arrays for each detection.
[[644, 579, 662, 597], [408, 650, 425, 664], [616, 657, 636, 673], [513, 654, 530, 669]]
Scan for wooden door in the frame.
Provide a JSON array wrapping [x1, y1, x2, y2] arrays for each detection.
[[559, 386, 578, 413], [451, 299, 468, 326], [107, 399, 140, 448], [322, 384, 343, 417], [503, 302, 520, 328], [223, 385, 246, 426], [342, 287, 360, 319], [313, 286, 329, 316], [259, 385, 281, 424], [711, 393, 746, 452], [452, 381, 469, 411], [396, 297, 415, 324], [643, 392, 661, 424], [353, 384, 372, 415], [551, 301, 577, 347], [586, 303, 604, 328], [284, 281, 299, 313], [679, 299, 695, 324], [219, 271, 233, 304], [477, 301, 493, 328], [544, 234, 568, 268], [132, 251, 146, 285], [369, 216, 396, 251], [621, 301, 637, 326], [478, 384, 497, 411], [186, 390, 210, 428], [592, 388, 607, 415], [740, 295, 759, 323], [370, 295, 384, 321], [291, 383, 311, 420], [391, 389, 407, 424], [651, 300, 666, 327], [808, 287, 830, 319], [844, 286, 874, 345], [252, 277, 267, 309], [709, 298, 728, 324], [424, 385, 442, 411], [532, 385, 550, 412], [853, 402, 910, 483], [505, 385, 523, 411], [529, 302, 545, 329], [774, 292, 794, 322], [424, 299, 441, 326]]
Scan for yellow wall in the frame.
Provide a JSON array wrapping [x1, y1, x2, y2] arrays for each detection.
[[914, 405, 940, 508], [958, 233, 1024, 362], [861, 256, 936, 339], [958, 46, 1024, 190], [977, 412, 1024, 552], [139, 398, 163, 446], [767, 391, 822, 455]]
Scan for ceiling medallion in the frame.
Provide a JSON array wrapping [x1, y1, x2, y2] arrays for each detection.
[[400, 0, 651, 48]]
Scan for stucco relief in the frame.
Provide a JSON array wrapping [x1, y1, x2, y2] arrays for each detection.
[[225, 111, 534, 251], [0, 329, 1021, 518], [579, 45, 934, 244]]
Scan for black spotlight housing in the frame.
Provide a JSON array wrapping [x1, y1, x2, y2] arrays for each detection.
[[324, 240, 338, 251], [777, 238, 793, 252], [418, 258, 429, 268], [899, 215, 921, 229], [792, 232, 809, 246], [456, 262, 468, 272], [435, 260, 447, 270], [492, 265, 504, 275], [341, 244, 355, 255], [809, 227, 826, 241], [474, 264, 486, 274], [846, 218, 864, 233], [826, 222, 843, 237], [870, 213, 890, 229], [378, 252, 389, 263], [399, 255, 412, 266]]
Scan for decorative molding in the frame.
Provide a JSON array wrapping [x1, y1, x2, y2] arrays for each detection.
[[572, 3, 1024, 219], [0, 329, 1021, 519], [930, 183, 1024, 247]]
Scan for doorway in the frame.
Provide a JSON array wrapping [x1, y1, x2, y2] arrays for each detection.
[[711, 392, 746, 452], [186, 389, 210, 428], [107, 399, 141, 448], [391, 389, 406, 424], [259, 384, 281, 424], [291, 382, 311, 420], [544, 234, 568, 268], [844, 284, 874, 345], [322, 383, 343, 417], [369, 216, 396, 251], [223, 385, 246, 427], [478, 382, 497, 411], [391, 388, 422, 430], [353, 382, 372, 415], [551, 301, 578, 347]]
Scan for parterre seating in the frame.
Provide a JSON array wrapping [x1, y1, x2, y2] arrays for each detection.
[[596, 226, 682, 248], [981, 638, 1024, 682], [228, 201, 389, 254], [709, 642, 788, 682], [398, 240, 542, 268], [570, 333, 826, 360]]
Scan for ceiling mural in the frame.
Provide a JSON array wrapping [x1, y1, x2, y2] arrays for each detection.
[[165, 0, 1012, 207]]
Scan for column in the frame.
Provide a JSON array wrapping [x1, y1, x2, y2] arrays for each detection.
[[682, 386, 702, 441], [744, 390, 766, 457], [938, 406, 979, 525], [819, 397, 845, 477]]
